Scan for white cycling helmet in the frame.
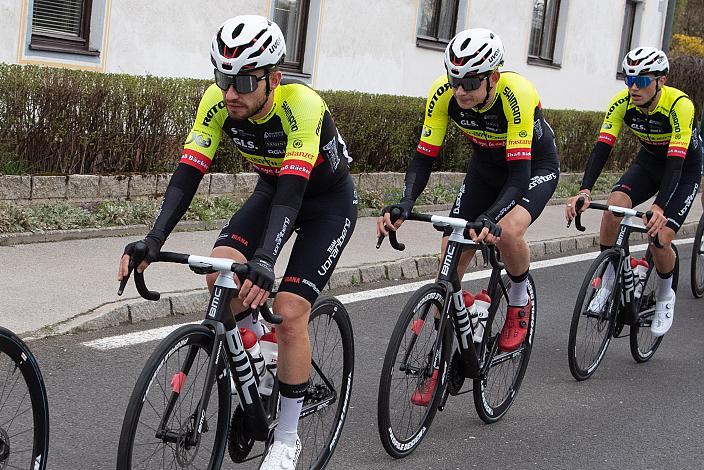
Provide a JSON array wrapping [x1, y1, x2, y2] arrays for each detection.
[[210, 15, 286, 75], [445, 28, 504, 77], [622, 47, 669, 76]]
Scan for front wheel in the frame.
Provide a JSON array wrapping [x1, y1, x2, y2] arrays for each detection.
[[473, 274, 537, 423], [296, 296, 354, 470], [690, 215, 704, 298], [0, 327, 50, 470], [377, 283, 452, 459], [568, 249, 621, 381], [630, 244, 678, 362], [116, 324, 231, 470]]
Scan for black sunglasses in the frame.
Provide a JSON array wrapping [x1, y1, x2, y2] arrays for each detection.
[[447, 74, 489, 91], [214, 69, 269, 93]]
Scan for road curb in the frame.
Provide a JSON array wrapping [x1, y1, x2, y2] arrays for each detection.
[[31, 220, 698, 339]]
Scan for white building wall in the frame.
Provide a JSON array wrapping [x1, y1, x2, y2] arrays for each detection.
[[3, 0, 671, 111]]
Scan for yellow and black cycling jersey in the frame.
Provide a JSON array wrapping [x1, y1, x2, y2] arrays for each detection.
[[416, 71, 555, 165], [181, 78, 350, 192], [597, 86, 698, 159]]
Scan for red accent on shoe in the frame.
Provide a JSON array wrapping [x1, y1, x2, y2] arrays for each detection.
[[411, 319, 425, 336], [171, 371, 188, 394], [498, 299, 532, 352], [592, 277, 602, 289], [410, 369, 438, 407]]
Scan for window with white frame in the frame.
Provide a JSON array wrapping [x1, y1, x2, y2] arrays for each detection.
[[273, 0, 310, 73], [30, 0, 99, 55], [528, 0, 561, 65], [416, 0, 460, 50]]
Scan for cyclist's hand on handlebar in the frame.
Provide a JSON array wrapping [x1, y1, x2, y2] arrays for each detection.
[[377, 202, 413, 237], [645, 204, 667, 237], [239, 253, 275, 308], [469, 214, 501, 244], [565, 191, 591, 224], [118, 237, 161, 280]]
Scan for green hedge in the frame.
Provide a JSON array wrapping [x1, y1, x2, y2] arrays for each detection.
[[0, 63, 643, 175]]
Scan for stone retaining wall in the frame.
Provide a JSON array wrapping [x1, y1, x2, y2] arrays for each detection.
[[0, 172, 585, 205]]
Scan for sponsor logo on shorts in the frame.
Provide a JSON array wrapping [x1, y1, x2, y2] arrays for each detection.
[[318, 218, 352, 276], [230, 233, 249, 246]]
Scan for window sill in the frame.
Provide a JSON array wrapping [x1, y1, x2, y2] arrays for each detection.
[[527, 57, 561, 70], [280, 69, 312, 79], [416, 37, 450, 51], [29, 43, 100, 57]]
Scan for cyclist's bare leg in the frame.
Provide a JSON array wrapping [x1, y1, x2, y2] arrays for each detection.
[[205, 245, 248, 316], [600, 191, 632, 246], [271, 292, 312, 384], [495, 205, 531, 276], [649, 226, 676, 274]]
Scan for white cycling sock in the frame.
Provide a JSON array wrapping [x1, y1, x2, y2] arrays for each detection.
[[508, 279, 529, 306], [237, 313, 265, 338], [655, 270, 674, 301], [274, 395, 303, 443]]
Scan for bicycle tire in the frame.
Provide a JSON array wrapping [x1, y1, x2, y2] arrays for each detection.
[[568, 249, 621, 381], [690, 215, 704, 297], [630, 244, 678, 362], [116, 324, 231, 470], [473, 274, 536, 423], [0, 327, 49, 470], [294, 296, 355, 470], [377, 284, 452, 459]]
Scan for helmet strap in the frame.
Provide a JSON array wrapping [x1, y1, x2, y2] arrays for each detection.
[[477, 76, 492, 109], [251, 73, 274, 118], [640, 77, 662, 111]]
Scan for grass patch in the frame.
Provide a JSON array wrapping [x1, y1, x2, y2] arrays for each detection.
[[0, 173, 621, 233]]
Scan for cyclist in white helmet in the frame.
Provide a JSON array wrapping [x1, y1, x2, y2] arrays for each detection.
[[119, 15, 357, 469], [566, 47, 702, 336], [378, 28, 559, 404]]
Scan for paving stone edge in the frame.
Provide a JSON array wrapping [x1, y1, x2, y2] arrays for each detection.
[[29, 220, 698, 339]]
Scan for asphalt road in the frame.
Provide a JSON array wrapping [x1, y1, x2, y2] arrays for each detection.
[[21, 241, 704, 470]]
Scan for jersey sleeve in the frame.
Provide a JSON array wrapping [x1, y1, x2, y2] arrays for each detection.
[[501, 75, 539, 162], [667, 95, 695, 159], [596, 90, 629, 147], [416, 75, 453, 158], [180, 84, 226, 173], [278, 86, 325, 179]]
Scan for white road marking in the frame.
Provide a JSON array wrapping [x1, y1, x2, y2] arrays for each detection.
[[83, 238, 693, 350]]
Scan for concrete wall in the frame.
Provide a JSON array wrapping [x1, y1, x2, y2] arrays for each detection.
[[3, 0, 671, 110]]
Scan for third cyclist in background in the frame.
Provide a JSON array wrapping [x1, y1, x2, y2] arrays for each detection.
[[377, 28, 560, 401], [566, 47, 703, 337]]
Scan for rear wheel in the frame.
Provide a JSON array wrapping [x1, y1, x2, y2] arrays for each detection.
[[473, 274, 536, 423], [295, 296, 354, 470], [568, 249, 621, 381], [630, 244, 678, 362], [377, 284, 452, 459], [690, 215, 704, 298]]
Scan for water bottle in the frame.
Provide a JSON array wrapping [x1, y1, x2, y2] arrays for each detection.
[[240, 327, 265, 380], [473, 290, 492, 343], [631, 257, 649, 298], [258, 328, 278, 397], [462, 290, 478, 329]]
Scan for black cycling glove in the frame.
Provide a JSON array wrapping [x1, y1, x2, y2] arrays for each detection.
[[123, 235, 162, 267], [383, 199, 414, 223], [245, 251, 276, 292], [476, 214, 502, 237]]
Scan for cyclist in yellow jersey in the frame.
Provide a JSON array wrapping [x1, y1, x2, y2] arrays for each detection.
[[378, 29, 559, 370], [118, 15, 357, 469], [566, 47, 703, 337]]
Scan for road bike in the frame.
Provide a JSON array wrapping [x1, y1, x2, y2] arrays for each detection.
[[116, 245, 354, 469], [567, 200, 678, 381], [689, 210, 704, 297], [376, 212, 536, 458], [0, 326, 50, 469]]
